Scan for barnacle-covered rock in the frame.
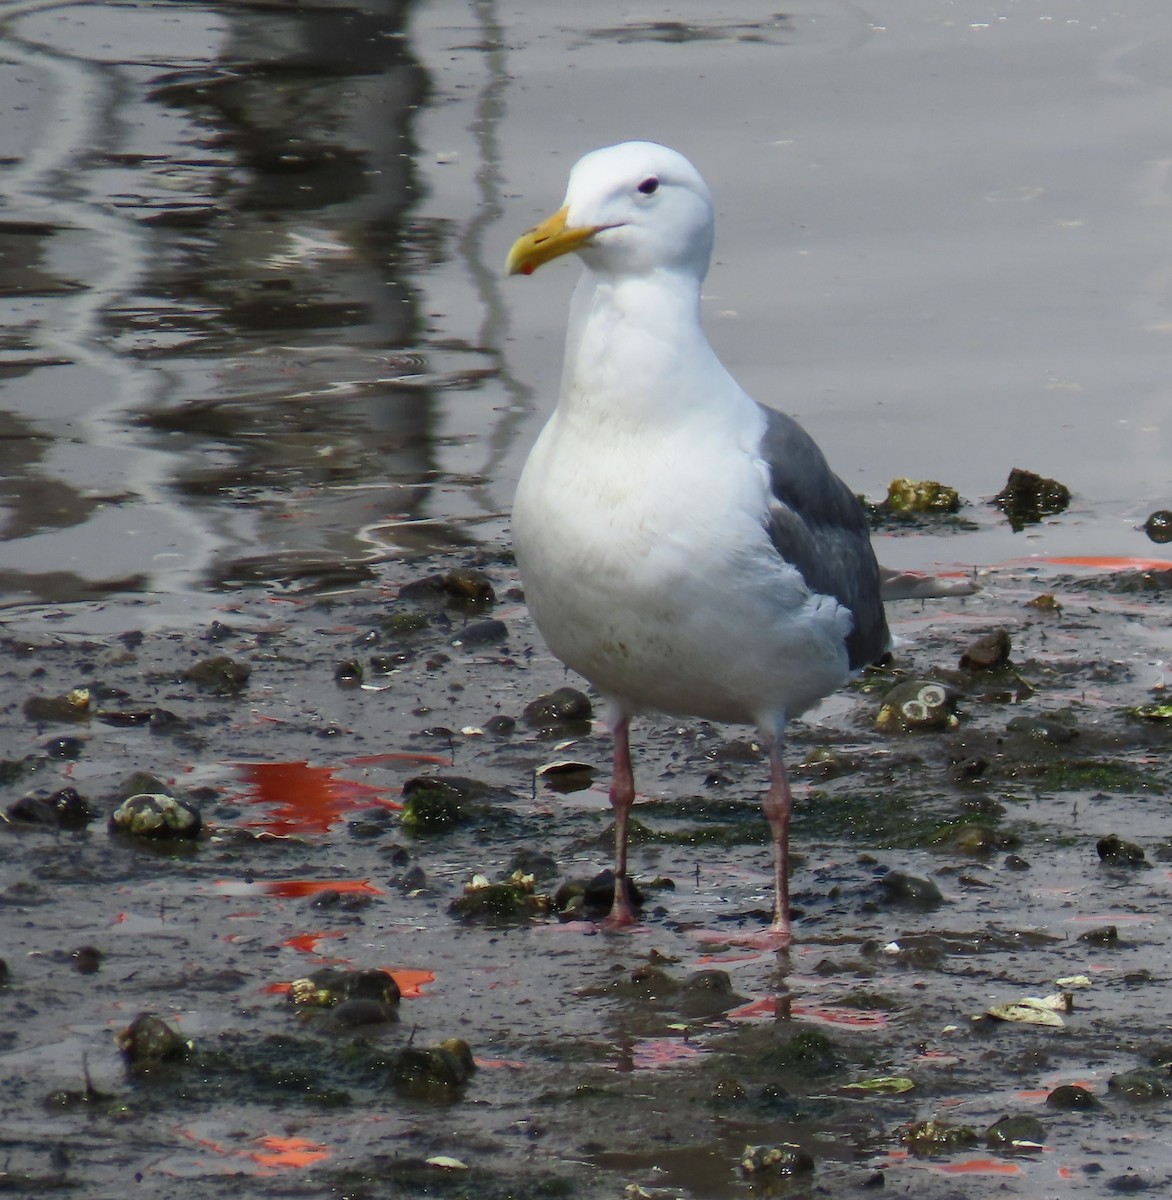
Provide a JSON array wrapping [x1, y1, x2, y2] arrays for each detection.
[[108, 793, 201, 840]]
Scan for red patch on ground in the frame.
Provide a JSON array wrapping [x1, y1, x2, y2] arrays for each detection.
[[935, 1158, 1021, 1176], [232, 760, 401, 835], [1035, 556, 1172, 572]]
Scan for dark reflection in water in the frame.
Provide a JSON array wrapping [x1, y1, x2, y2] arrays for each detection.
[[0, 0, 496, 615]]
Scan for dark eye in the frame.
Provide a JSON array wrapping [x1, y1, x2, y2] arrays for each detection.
[[637, 176, 659, 196]]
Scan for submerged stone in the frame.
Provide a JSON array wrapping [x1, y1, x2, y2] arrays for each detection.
[[8, 787, 98, 830], [1097, 834, 1149, 868], [877, 870, 943, 910], [115, 1013, 191, 1068], [388, 1038, 475, 1099], [288, 968, 401, 1009], [1108, 1070, 1172, 1100], [1046, 1084, 1099, 1110], [1006, 715, 1077, 743], [23, 689, 91, 724], [1078, 925, 1120, 947], [182, 655, 250, 694], [901, 1119, 979, 1154], [523, 686, 593, 729], [739, 1143, 815, 1177], [985, 1113, 1046, 1149], [959, 628, 1012, 670]]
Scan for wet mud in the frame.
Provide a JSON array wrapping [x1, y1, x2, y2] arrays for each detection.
[[2, 555, 1171, 1198]]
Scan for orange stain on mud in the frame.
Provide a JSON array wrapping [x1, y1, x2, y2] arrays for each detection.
[[267, 879, 383, 898], [180, 1131, 331, 1175], [282, 931, 346, 955], [936, 1158, 1021, 1176], [389, 967, 435, 998], [251, 1136, 331, 1170], [1036, 556, 1171, 572], [233, 760, 401, 835]]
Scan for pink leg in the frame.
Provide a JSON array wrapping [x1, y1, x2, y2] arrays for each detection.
[[603, 715, 639, 928], [761, 742, 794, 947]]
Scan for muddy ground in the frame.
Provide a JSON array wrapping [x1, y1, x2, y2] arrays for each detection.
[[2, 549, 1171, 1199]]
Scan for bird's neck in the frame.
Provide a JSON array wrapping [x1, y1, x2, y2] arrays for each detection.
[[559, 267, 722, 427]]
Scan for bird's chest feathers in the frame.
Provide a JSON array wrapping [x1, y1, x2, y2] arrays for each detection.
[[519, 412, 768, 608]]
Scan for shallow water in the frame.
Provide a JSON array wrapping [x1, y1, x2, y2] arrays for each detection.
[[2, 2, 1172, 1198]]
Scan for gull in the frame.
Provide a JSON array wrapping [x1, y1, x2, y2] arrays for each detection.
[[506, 141, 892, 946]]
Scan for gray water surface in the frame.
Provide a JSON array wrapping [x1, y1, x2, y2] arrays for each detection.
[[2, 0, 1169, 628]]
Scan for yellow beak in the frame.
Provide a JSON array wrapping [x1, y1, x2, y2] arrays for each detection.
[[505, 206, 600, 276]]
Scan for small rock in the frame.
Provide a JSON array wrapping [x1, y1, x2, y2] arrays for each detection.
[[1105, 1173, 1153, 1194], [1097, 834, 1149, 868], [183, 655, 250, 695], [938, 825, 1019, 855], [71, 946, 102, 975], [1006, 715, 1077, 743], [1107, 1069, 1171, 1100], [449, 878, 547, 922], [877, 870, 943, 911], [334, 659, 363, 685], [959, 628, 1012, 670], [523, 686, 593, 729], [1046, 1084, 1098, 1110], [287, 968, 401, 1008], [484, 714, 516, 736], [874, 681, 958, 733], [507, 848, 559, 880], [23, 689, 92, 724], [738, 1143, 815, 1177], [8, 787, 98, 830], [449, 618, 507, 647], [992, 467, 1071, 531], [115, 1014, 191, 1068], [43, 736, 85, 760], [901, 1120, 979, 1154], [1077, 924, 1120, 947], [388, 1038, 475, 1099], [441, 566, 495, 605], [580, 868, 643, 916], [108, 793, 201, 840], [1142, 510, 1172, 544], [1003, 853, 1031, 871], [985, 1113, 1046, 1149], [400, 776, 494, 833], [381, 610, 430, 636], [882, 478, 961, 514]]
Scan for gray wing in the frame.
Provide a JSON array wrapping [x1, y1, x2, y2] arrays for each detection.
[[758, 404, 891, 671]]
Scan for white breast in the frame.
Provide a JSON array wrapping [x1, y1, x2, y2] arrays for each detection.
[[512, 397, 853, 729]]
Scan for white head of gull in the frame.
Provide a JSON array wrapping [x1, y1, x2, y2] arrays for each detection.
[[507, 141, 891, 947]]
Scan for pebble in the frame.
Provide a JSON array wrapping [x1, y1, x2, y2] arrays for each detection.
[[877, 870, 943, 911], [959, 628, 1012, 670], [1097, 834, 1149, 868]]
